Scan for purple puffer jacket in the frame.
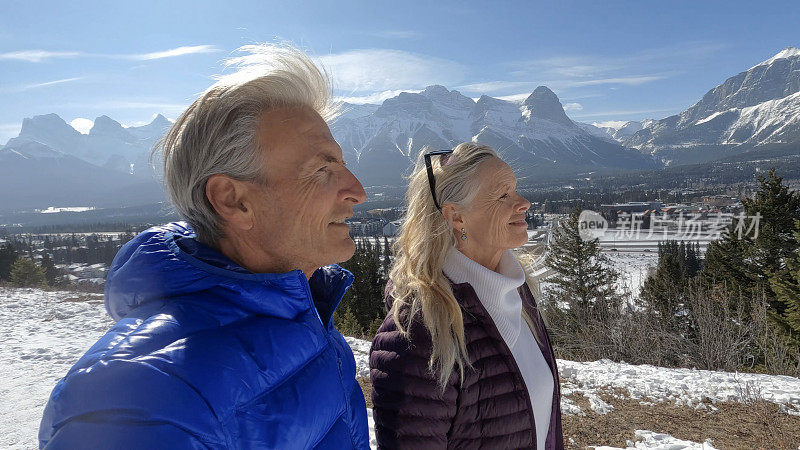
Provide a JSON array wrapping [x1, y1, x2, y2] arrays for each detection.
[[370, 279, 563, 449]]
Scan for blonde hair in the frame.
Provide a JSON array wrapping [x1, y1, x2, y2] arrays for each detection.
[[389, 142, 499, 389], [156, 43, 337, 246]]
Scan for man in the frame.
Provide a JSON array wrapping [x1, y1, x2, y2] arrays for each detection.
[[39, 44, 370, 449]]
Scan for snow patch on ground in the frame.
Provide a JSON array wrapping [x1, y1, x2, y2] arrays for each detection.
[[0, 288, 112, 449], [594, 429, 717, 449], [586, 392, 615, 415], [344, 336, 372, 378], [607, 252, 658, 299], [558, 358, 800, 416]]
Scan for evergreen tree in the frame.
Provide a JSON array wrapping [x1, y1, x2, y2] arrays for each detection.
[[40, 253, 59, 286], [700, 226, 754, 293], [742, 169, 800, 287], [639, 251, 688, 332], [700, 168, 800, 313], [0, 243, 18, 280], [334, 308, 363, 337], [769, 220, 800, 346], [545, 207, 619, 328], [685, 242, 701, 277], [367, 315, 384, 339], [9, 258, 47, 287], [338, 239, 387, 334]]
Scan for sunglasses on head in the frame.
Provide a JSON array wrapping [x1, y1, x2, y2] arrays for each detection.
[[423, 149, 454, 211]]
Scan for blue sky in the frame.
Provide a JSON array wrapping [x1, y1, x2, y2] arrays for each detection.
[[1, 0, 798, 142]]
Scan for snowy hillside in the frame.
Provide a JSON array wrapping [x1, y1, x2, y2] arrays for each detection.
[[2, 286, 798, 449]]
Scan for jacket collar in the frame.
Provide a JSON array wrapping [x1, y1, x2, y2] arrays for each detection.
[[105, 222, 353, 328]]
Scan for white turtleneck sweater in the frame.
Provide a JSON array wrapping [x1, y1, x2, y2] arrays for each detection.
[[443, 247, 554, 450]]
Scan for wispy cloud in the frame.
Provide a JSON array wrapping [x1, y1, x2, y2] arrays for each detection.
[[0, 122, 22, 143], [22, 77, 84, 90], [85, 101, 188, 110], [563, 102, 583, 112], [459, 74, 667, 95], [69, 118, 94, 134], [336, 89, 422, 104], [0, 45, 220, 63], [494, 93, 531, 102], [319, 49, 465, 93], [458, 80, 543, 93], [570, 75, 667, 87], [0, 50, 84, 62], [130, 45, 220, 60], [462, 41, 725, 97]]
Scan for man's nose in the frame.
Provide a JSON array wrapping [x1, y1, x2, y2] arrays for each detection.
[[342, 167, 367, 204]]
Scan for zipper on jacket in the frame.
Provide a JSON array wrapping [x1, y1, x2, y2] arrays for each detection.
[[462, 285, 540, 450], [299, 276, 358, 449]]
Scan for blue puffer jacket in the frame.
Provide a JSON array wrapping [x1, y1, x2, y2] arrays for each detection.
[[39, 222, 370, 449]]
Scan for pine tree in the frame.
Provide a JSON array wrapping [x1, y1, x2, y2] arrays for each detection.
[[334, 307, 363, 337], [742, 168, 800, 288], [339, 239, 387, 334], [9, 258, 47, 287], [700, 225, 754, 294], [40, 253, 59, 286], [545, 207, 619, 329], [700, 168, 800, 313], [686, 242, 701, 277], [0, 243, 18, 281], [639, 251, 688, 332], [367, 316, 384, 339], [769, 220, 800, 346]]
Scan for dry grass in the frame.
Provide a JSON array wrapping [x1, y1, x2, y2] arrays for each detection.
[[357, 378, 800, 449]]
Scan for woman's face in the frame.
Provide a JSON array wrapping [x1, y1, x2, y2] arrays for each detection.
[[453, 156, 530, 263]]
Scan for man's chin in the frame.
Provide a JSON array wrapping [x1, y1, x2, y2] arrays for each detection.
[[325, 240, 357, 266]]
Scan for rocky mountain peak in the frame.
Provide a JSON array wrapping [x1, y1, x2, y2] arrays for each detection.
[[151, 114, 171, 127], [19, 113, 78, 139], [752, 46, 800, 69], [521, 86, 573, 126], [420, 85, 475, 110], [90, 115, 125, 135]]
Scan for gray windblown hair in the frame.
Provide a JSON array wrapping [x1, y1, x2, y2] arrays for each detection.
[[155, 43, 337, 246]]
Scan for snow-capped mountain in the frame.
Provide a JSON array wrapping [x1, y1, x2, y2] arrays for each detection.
[[583, 120, 656, 142], [626, 47, 800, 163], [330, 85, 657, 186], [4, 113, 170, 177]]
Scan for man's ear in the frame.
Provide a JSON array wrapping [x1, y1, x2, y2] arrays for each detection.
[[441, 203, 465, 232], [205, 174, 254, 231]]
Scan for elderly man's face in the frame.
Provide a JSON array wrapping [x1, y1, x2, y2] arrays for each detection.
[[250, 106, 366, 275]]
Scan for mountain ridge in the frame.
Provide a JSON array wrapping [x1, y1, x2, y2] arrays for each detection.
[[625, 47, 800, 163]]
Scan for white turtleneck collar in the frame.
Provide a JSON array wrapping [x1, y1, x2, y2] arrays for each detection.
[[442, 246, 526, 347]]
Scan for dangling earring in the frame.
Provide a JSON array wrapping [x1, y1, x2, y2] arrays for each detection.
[[460, 228, 467, 240]]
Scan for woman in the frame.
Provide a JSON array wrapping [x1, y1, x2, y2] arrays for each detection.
[[370, 143, 563, 449]]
